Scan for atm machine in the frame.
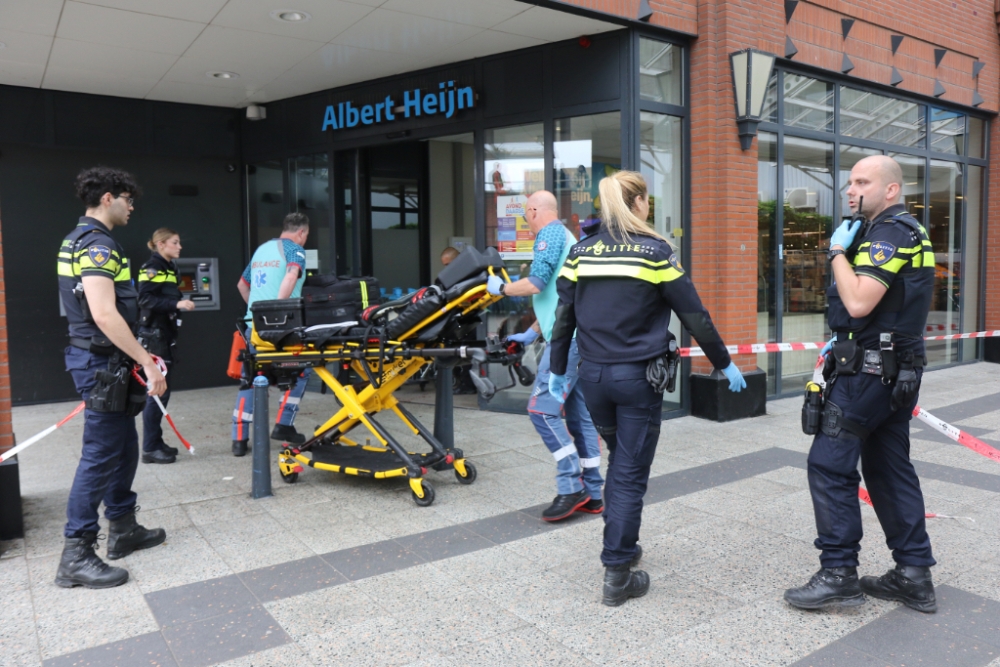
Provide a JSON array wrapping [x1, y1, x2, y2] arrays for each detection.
[[174, 258, 221, 310]]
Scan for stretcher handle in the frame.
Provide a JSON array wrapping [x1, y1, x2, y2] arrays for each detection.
[[487, 266, 512, 284]]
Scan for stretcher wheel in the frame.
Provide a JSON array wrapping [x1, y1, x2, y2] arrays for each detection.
[[411, 480, 435, 507], [455, 462, 477, 485], [280, 470, 299, 484]]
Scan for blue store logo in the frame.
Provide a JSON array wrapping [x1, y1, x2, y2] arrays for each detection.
[[322, 81, 475, 131]]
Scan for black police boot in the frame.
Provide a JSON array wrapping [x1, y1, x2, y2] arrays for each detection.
[[106, 509, 166, 560], [602, 564, 650, 606], [54, 533, 129, 589], [579, 498, 604, 514], [860, 565, 937, 613], [141, 448, 176, 464], [271, 424, 306, 445], [631, 544, 643, 567], [232, 439, 248, 457], [161, 444, 179, 456], [784, 567, 865, 610], [541, 489, 590, 522]]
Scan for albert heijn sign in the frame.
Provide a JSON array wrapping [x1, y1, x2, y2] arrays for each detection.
[[322, 81, 475, 132]]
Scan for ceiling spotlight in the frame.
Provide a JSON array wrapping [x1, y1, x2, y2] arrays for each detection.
[[208, 71, 239, 79], [270, 9, 312, 22]]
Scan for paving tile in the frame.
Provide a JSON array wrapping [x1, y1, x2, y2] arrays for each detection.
[[320, 539, 425, 581], [841, 607, 1000, 667], [449, 626, 598, 667], [145, 575, 257, 628], [0, 553, 30, 592], [0, 588, 41, 667], [788, 643, 895, 667], [393, 525, 496, 561], [43, 632, 176, 667], [210, 642, 314, 667], [238, 555, 346, 602], [162, 605, 290, 667], [463, 510, 559, 544], [604, 631, 745, 667], [263, 583, 383, 641], [898, 585, 1000, 649], [296, 615, 426, 667]]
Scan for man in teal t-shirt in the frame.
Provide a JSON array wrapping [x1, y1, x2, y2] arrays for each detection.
[[487, 191, 602, 521], [231, 213, 310, 456]]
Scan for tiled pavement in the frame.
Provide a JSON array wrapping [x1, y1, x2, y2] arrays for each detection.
[[3, 363, 1000, 667]]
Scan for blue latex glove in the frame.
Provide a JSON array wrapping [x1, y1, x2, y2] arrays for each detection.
[[820, 334, 837, 358], [548, 373, 568, 403], [507, 328, 539, 345], [486, 275, 504, 295], [722, 362, 746, 393], [830, 218, 862, 250]]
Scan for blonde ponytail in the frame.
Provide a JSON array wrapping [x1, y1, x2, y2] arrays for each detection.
[[148, 228, 179, 252], [598, 171, 667, 245]]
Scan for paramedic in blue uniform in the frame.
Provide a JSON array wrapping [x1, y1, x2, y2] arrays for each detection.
[[486, 191, 603, 522], [231, 213, 311, 457], [137, 228, 196, 464], [55, 167, 168, 589], [784, 155, 938, 613], [549, 171, 746, 606]]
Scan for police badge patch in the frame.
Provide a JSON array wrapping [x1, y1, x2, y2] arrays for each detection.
[[88, 245, 111, 267], [146, 268, 157, 279], [668, 254, 684, 272], [870, 241, 896, 267]]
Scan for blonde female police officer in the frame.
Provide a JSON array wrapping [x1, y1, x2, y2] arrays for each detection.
[[548, 171, 746, 606], [137, 229, 196, 464]]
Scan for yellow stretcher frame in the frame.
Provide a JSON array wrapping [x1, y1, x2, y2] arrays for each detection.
[[247, 269, 509, 506]]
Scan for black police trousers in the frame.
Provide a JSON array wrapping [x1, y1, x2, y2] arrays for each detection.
[[577, 360, 662, 567], [808, 369, 935, 569]]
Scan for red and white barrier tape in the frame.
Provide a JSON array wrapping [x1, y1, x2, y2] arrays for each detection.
[[131, 360, 194, 455], [680, 329, 1000, 357], [859, 486, 971, 521], [913, 405, 1000, 464], [0, 402, 85, 463]]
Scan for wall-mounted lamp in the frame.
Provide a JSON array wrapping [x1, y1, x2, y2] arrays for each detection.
[[729, 48, 776, 150]]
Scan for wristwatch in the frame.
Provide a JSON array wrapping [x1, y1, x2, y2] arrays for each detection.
[[498, 282, 506, 295], [827, 248, 846, 262]]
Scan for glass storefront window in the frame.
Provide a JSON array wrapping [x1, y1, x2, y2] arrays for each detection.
[[783, 74, 834, 133], [427, 133, 475, 282], [639, 37, 682, 105], [926, 159, 963, 365], [757, 132, 778, 395], [963, 165, 984, 359], [967, 117, 985, 159], [247, 160, 286, 252], [889, 152, 926, 218], [640, 111, 684, 408], [290, 154, 330, 273], [782, 137, 834, 388], [840, 87, 925, 148], [554, 112, 622, 238], [930, 108, 965, 155], [761, 69, 778, 124]]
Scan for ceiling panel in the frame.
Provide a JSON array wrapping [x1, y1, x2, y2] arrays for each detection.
[[491, 7, 617, 42], [146, 80, 256, 107], [212, 0, 375, 43], [330, 9, 481, 56], [418, 29, 545, 70], [57, 2, 205, 56], [163, 25, 324, 86], [0, 0, 65, 37], [47, 38, 179, 79], [250, 44, 402, 102], [77, 0, 230, 23], [380, 0, 530, 29], [0, 60, 46, 88], [0, 29, 55, 66], [42, 65, 160, 98]]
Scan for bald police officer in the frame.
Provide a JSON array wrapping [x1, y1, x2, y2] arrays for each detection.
[[785, 155, 938, 613]]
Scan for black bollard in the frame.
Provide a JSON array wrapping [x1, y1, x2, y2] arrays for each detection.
[[433, 360, 456, 450], [251, 375, 272, 499]]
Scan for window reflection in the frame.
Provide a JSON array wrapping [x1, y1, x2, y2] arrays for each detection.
[[781, 137, 834, 388], [291, 154, 329, 273], [888, 153, 926, 218], [554, 113, 621, 238], [639, 38, 682, 105], [783, 74, 834, 132], [930, 108, 965, 155], [840, 88, 925, 148], [926, 160, 963, 365], [761, 69, 778, 124], [757, 132, 778, 395]]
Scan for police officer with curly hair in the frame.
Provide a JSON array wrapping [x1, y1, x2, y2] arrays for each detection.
[[549, 171, 745, 605], [55, 166, 168, 589], [784, 155, 938, 613]]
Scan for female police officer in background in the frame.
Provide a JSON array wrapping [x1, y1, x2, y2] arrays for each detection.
[[548, 171, 746, 606], [137, 228, 195, 464]]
